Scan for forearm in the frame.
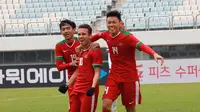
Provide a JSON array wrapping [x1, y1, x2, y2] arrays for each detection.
[[91, 69, 100, 88], [91, 33, 101, 42], [139, 43, 157, 56], [67, 69, 78, 87], [56, 63, 71, 71]]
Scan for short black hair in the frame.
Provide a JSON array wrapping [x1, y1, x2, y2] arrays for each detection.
[[106, 10, 122, 21], [78, 24, 92, 35], [59, 19, 76, 29]]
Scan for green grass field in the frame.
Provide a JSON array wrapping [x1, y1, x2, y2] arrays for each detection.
[[0, 83, 200, 112]]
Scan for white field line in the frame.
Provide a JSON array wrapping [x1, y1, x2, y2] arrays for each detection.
[[0, 94, 65, 102]]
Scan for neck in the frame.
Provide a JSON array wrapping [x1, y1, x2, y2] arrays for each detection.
[[65, 37, 74, 44], [111, 31, 120, 37], [82, 42, 91, 50]]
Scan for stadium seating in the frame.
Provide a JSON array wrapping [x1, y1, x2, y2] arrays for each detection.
[[120, 0, 199, 30], [0, 0, 200, 36], [0, 0, 112, 36]]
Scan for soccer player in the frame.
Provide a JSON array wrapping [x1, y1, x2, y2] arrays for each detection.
[[70, 24, 103, 112], [91, 10, 164, 112], [111, 20, 126, 112], [55, 19, 80, 112]]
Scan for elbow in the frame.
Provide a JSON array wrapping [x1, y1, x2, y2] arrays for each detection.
[[56, 65, 63, 71]]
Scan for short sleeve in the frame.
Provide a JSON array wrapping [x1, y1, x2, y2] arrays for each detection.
[[126, 34, 143, 50], [91, 47, 103, 68], [55, 44, 64, 61]]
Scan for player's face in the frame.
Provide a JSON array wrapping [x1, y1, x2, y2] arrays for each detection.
[[60, 24, 75, 40], [78, 28, 91, 47], [106, 16, 121, 36]]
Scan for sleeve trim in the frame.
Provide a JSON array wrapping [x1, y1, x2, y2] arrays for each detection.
[[92, 64, 102, 69], [55, 56, 63, 60], [136, 41, 143, 51]]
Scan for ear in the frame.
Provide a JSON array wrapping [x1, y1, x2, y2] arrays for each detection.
[[89, 34, 92, 38], [60, 29, 63, 34], [73, 28, 76, 33]]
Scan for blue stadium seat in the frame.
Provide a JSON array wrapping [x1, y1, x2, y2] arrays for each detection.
[[54, 7, 61, 12], [34, 8, 41, 13], [74, 6, 81, 11], [25, 0, 32, 4], [47, 7, 54, 12], [41, 8, 48, 13], [26, 4, 34, 8], [32, 0, 39, 3], [47, 3, 53, 7], [52, 2, 60, 7], [66, 2, 73, 6], [59, 2, 65, 7], [79, 1, 85, 6], [28, 8, 35, 13], [85, 1, 92, 5], [33, 3, 40, 8], [61, 7, 67, 12], [75, 11, 82, 16], [68, 7, 74, 11], [81, 6, 87, 11]]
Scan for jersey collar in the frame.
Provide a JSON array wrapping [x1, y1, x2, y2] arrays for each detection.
[[65, 40, 75, 48], [111, 32, 121, 38]]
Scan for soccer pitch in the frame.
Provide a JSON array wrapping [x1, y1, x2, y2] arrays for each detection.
[[0, 83, 200, 112]]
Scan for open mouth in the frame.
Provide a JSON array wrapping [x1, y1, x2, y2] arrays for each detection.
[[64, 34, 69, 36], [109, 27, 115, 31]]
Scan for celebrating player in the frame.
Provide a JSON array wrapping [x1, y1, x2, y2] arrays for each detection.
[[55, 19, 79, 111], [70, 24, 103, 112], [55, 19, 79, 93], [91, 10, 164, 112]]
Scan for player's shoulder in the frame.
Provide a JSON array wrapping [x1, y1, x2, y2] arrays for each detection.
[[56, 39, 66, 46], [57, 39, 66, 45], [99, 30, 110, 36], [120, 30, 132, 36], [89, 42, 100, 51], [103, 30, 110, 35]]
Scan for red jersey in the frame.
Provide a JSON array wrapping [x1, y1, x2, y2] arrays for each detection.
[[73, 47, 103, 93], [55, 37, 80, 79], [91, 30, 142, 82]]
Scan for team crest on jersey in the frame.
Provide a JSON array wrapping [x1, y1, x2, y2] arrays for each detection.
[[84, 54, 88, 58], [118, 42, 123, 46]]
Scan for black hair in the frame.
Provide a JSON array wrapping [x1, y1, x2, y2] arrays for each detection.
[[106, 10, 122, 21], [59, 19, 76, 29], [78, 24, 92, 35]]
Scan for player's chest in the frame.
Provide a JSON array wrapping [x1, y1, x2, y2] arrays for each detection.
[[78, 51, 92, 66], [106, 38, 130, 55], [60, 44, 78, 60]]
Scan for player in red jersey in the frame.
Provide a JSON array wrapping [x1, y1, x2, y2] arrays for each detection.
[[111, 20, 127, 112], [55, 19, 80, 111], [70, 24, 103, 112], [91, 10, 164, 112]]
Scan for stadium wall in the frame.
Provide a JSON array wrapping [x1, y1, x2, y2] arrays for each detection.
[[1, 29, 200, 51]]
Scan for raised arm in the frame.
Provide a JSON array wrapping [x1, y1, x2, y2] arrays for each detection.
[[128, 34, 164, 65], [91, 32, 102, 42]]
